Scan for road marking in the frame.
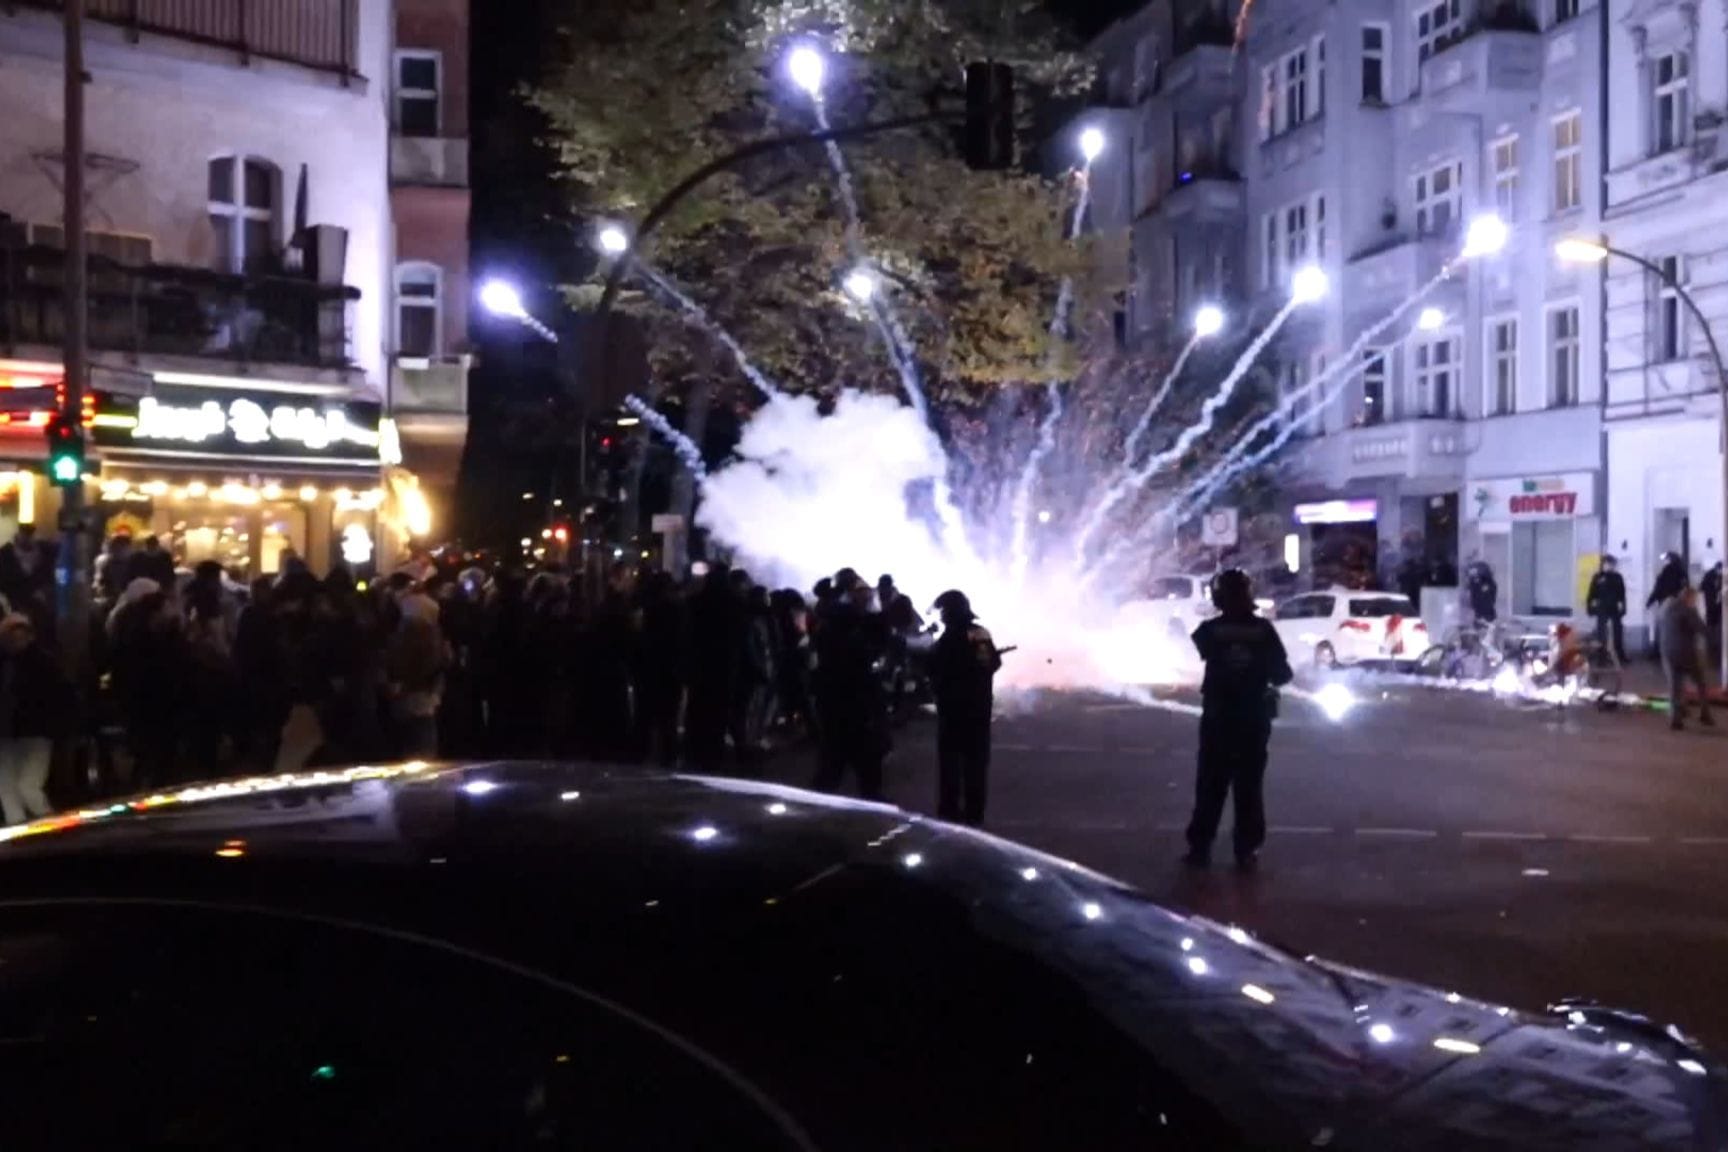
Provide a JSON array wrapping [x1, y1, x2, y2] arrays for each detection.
[[995, 743, 1035, 752], [1269, 825, 1335, 835], [1565, 833, 1654, 845], [1120, 746, 1169, 755], [1046, 744, 1097, 753], [1356, 827, 1439, 839], [1680, 836, 1728, 846], [1462, 831, 1549, 842]]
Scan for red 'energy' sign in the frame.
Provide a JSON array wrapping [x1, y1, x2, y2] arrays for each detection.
[[1508, 491, 1577, 516]]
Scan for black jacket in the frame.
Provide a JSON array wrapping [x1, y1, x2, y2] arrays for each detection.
[[1587, 570, 1627, 618], [0, 642, 75, 739], [1193, 613, 1293, 720], [928, 617, 1001, 715], [1648, 560, 1688, 609]]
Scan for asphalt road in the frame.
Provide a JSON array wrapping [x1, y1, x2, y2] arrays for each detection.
[[771, 674, 1728, 1047]]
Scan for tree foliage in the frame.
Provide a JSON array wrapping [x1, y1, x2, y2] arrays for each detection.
[[530, 0, 1110, 403]]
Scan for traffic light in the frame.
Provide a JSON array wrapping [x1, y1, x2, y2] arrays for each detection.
[[963, 61, 1015, 170], [45, 414, 84, 486]]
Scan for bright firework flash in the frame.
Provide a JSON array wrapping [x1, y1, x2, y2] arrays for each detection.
[[637, 265, 783, 400], [622, 395, 706, 480]]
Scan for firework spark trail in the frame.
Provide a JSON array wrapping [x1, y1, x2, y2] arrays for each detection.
[[623, 395, 707, 480], [638, 266, 783, 400], [1068, 334, 1201, 567], [812, 99, 931, 420], [1166, 264, 1456, 521], [1007, 174, 1092, 586]]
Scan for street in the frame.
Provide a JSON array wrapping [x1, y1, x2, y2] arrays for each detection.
[[774, 676, 1728, 1047]]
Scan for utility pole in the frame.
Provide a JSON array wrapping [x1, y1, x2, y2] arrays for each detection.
[[58, 0, 91, 681]]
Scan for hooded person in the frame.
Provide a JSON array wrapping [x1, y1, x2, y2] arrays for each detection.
[[386, 587, 449, 758], [926, 590, 1002, 827]]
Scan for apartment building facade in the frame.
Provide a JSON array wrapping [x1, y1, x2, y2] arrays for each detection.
[[1600, 0, 1728, 642], [0, 0, 468, 577], [1089, 0, 1610, 621]]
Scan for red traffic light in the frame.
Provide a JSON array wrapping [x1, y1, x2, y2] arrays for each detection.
[[552, 525, 570, 543]]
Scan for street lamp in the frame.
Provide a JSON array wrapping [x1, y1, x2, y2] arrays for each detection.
[[480, 279, 527, 320], [843, 266, 878, 303], [1194, 304, 1225, 338], [1557, 233, 1728, 686], [596, 223, 630, 256], [1078, 126, 1105, 165], [1290, 264, 1329, 305], [1417, 306, 1445, 331], [787, 44, 826, 97], [1462, 214, 1510, 260]]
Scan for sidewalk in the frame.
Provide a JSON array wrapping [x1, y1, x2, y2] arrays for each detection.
[[1608, 659, 1728, 708]]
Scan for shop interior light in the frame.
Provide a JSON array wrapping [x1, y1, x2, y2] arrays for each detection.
[[299, 485, 319, 502], [185, 481, 208, 497], [143, 480, 168, 497], [261, 482, 283, 501]]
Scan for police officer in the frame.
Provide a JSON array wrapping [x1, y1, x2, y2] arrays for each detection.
[[927, 590, 1001, 826], [810, 570, 891, 800], [1185, 568, 1292, 871]]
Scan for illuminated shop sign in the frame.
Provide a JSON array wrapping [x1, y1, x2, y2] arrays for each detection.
[[1293, 498, 1378, 525], [93, 388, 384, 463]]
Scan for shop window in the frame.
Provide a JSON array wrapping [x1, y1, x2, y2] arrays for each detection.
[[1512, 520, 1573, 616]]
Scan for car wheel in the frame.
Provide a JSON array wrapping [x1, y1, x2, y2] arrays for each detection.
[[1314, 642, 1337, 669]]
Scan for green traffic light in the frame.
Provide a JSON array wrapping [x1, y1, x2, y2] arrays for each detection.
[[49, 455, 80, 484], [310, 1063, 337, 1082]]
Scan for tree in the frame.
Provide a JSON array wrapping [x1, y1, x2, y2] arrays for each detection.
[[529, 0, 1107, 409]]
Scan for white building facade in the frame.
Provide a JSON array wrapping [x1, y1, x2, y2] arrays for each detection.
[[1601, 0, 1728, 645], [1089, 0, 1613, 622], [0, 0, 463, 575]]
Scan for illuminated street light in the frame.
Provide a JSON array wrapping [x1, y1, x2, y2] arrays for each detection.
[[479, 279, 527, 320], [843, 267, 878, 303], [596, 223, 630, 256], [787, 44, 826, 97], [1290, 264, 1329, 305], [1554, 236, 1610, 264], [1417, 307, 1445, 331], [1194, 304, 1225, 338], [1461, 214, 1509, 259], [1078, 126, 1105, 164]]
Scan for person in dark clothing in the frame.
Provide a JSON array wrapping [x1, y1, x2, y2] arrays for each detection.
[[587, 564, 640, 762], [926, 589, 1001, 826], [636, 572, 686, 766], [1647, 551, 1690, 660], [233, 578, 288, 773], [1587, 554, 1628, 666], [1396, 554, 1424, 607], [739, 585, 779, 760], [1464, 558, 1497, 625], [684, 565, 741, 773], [109, 589, 187, 789], [811, 571, 890, 800], [1703, 562, 1723, 659], [126, 535, 177, 591], [480, 570, 542, 758], [1184, 568, 1293, 871], [1661, 587, 1714, 731], [0, 613, 74, 824]]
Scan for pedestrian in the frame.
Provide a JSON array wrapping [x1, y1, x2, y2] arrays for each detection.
[[740, 584, 779, 761], [1703, 561, 1723, 659], [684, 564, 740, 772], [811, 570, 890, 800], [1587, 553, 1628, 665], [0, 614, 72, 825], [1464, 556, 1497, 625], [927, 589, 1001, 826], [1647, 551, 1690, 660], [1660, 586, 1714, 731], [1184, 567, 1293, 871], [385, 582, 449, 758], [636, 570, 686, 766]]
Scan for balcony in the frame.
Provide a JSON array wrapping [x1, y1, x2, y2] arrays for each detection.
[[0, 241, 357, 370], [1416, 13, 1542, 115], [1346, 232, 1455, 302], [391, 137, 469, 188], [1156, 159, 1244, 220], [1157, 42, 1234, 105], [390, 356, 468, 417], [9, 0, 361, 79], [1287, 418, 1469, 487]]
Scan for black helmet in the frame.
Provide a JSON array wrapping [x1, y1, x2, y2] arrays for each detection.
[[1211, 568, 1254, 612], [933, 589, 973, 619]]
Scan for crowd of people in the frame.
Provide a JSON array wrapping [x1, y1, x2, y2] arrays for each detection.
[[0, 528, 1001, 824]]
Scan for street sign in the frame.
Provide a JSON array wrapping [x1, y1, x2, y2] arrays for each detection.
[[1201, 507, 1239, 548]]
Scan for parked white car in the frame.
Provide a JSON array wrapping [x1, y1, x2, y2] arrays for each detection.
[[1116, 574, 1219, 644], [1270, 588, 1429, 667]]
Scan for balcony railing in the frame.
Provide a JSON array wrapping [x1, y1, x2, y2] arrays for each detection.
[[9, 0, 360, 80], [0, 241, 358, 369]]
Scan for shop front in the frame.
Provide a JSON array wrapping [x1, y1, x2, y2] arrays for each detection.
[[87, 386, 395, 580], [1465, 471, 1601, 620]]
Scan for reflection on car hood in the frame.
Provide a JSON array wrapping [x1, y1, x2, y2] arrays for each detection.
[[0, 761, 1722, 1150]]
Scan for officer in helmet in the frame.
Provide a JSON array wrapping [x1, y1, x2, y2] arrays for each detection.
[[1185, 568, 1292, 871], [927, 589, 1002, 826]]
